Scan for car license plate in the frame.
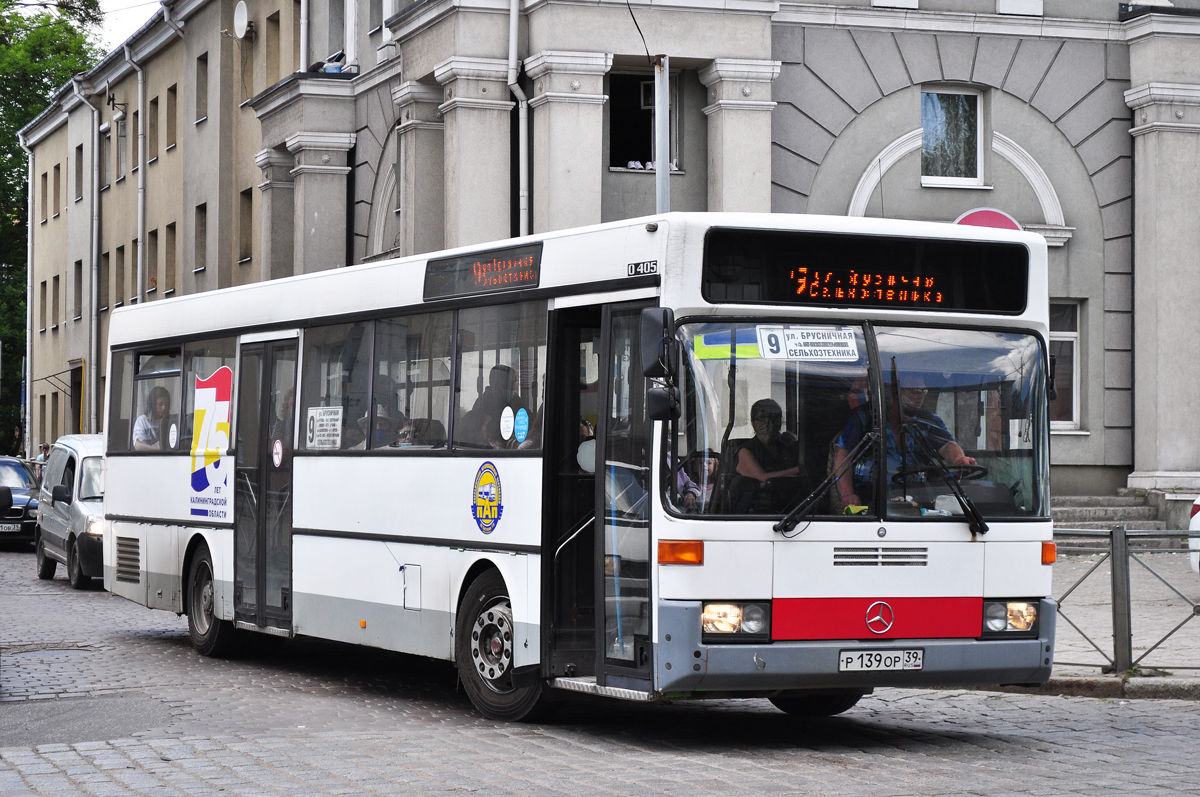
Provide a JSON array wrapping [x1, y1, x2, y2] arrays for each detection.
[[0, 523, 20, 532], [838, 649, 923, 671]]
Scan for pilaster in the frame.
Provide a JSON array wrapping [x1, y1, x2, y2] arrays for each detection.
[[256, 147, 295, 282], [698, 58, 780, 212], [525, 51, 612, 233], [285, 131, 356, 274], [434, 57, 514, 248], [393, 82, 445, 256]]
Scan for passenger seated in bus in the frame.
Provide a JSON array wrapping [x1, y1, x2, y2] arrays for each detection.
[[834, 374, 976, 508], [270, 389, 295, 450], [730, 398, 802, 513], [680, 451, 719, 513], [133, 386, 172, 451], [463, 364, 527, 447], [354, 404, 403, 449]]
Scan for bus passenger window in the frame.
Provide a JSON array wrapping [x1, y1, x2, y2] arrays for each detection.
[[107, 350, 134, 454], [132, 350, 182, 452], [454, 301, 547, 451], [299, 322, 372, 450], [178, 337, 236, 453], [374, 312, 453, 449]]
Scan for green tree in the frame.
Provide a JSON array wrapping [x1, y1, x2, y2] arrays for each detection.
[[0, 0, 101, 454]]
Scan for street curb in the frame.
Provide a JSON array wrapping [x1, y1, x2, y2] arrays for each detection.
[[977, 676, 1200, 700]]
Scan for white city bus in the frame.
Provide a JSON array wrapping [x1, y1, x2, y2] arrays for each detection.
[[102, 212, 1056, 720]]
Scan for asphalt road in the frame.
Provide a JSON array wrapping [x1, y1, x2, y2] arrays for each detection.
[[2, 545, 1199, 796]]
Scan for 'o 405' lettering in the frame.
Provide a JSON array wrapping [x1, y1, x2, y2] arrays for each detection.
[[628, 260, 658, 276]]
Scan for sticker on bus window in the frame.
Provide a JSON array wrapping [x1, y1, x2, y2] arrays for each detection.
[[306, 406, 343, 449], [755, 326, 859, 361], [190, 366, 233, 522]]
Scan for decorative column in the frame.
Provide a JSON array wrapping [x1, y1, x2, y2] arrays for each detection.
[[256, 147, 295, 281], [1125, 80, 1200, 490], [434, 57, 514, 248], [392, 82, 445, 256], [524, 51, 612, 233], [698, 59, 780, 212], [285, 131, 356, 274]]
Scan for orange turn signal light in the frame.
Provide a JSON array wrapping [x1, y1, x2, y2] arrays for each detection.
[[658, 540, 704, 565], [1042, 541, 1057, 565]]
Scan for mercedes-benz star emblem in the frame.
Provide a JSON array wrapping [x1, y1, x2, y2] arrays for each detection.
[[865, 601, 894, 634]]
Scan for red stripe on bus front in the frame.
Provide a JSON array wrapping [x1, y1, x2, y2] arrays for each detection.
[[772, 597, 982, 640]]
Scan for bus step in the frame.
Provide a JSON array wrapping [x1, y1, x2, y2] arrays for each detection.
[[548, 676, 655, 702]]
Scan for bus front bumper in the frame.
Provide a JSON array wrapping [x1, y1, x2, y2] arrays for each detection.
[[655, 599, 1056, 695]]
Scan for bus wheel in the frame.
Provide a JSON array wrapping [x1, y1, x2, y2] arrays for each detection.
[[187, 545, 239, 657], [769, 691, 864, 717], [35, 533, 56, 580], [456, 569, 545, 721]]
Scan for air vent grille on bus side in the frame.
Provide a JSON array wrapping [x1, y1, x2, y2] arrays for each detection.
[[115, 536, 140, 583], [833, 547, 928, 566]]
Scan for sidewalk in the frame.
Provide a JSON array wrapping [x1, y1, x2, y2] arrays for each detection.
[[984, 548, 1200, 700]]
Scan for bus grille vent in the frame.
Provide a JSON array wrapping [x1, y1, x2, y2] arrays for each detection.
[[115, 536, 140, 583], [833, 547, 928, 566]]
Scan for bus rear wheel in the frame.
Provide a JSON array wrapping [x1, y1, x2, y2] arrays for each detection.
[[456, 569, 545, 722], [769, 691, 864, 717], [187, 544, 239, 657]]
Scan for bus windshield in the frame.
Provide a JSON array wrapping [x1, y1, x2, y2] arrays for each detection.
[[666, 321, 1047, 520]]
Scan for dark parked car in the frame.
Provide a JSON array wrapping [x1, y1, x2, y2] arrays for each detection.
[[35, 435, 105, 589], [0, 457, 40, 546]]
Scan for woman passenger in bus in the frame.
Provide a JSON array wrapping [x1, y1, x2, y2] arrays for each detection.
[[133, 386, 172, 451], [730, 398, 802, 513]]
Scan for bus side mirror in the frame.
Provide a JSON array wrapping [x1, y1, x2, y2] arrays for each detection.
[[1047, 355, 1058, 401], [647, 386, 681, 421], [52, 484, 71, 505], [0, 486, 11, 513], [641, 307, 678, 381]]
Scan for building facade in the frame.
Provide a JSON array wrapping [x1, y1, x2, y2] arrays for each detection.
[[19, 0, 1200, 500]]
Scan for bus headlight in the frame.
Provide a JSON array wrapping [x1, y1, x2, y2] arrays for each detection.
[[983, 601, 1038, 634], [702, 602, 771, 641]]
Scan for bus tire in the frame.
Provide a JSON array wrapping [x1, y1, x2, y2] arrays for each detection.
[[68, 538, 90, 590], [187, 544, 239, 658], [35, 533, 56, 580], [456, 569, 546, 722], [769, 691, 864, 717]]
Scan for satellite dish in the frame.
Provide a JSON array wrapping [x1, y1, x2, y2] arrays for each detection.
[[232, 1, 250, 39]]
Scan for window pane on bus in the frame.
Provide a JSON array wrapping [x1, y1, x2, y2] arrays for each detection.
[[374, 312, 452, 449], [107, 350, 133, 453], [669, 322, 872, 517], [299, 322, 372, 450], [138, 350, 181, 377], [179, 337, 236, 453], [454, 301, 547, 450], [132, 376, 182, 451], [876, 327, 1047, 518]]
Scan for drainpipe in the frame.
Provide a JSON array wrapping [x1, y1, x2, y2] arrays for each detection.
[[17, 136, 34, 456], [73, 79, 101, 435], [160, 1, 184, 37], [124, 44, 145, 307], [300, 0, 309, 69], [507, 0, 528, 236]]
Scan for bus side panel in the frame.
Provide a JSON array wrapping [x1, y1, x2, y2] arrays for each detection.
[[186, 527, 235, 621], [105, 455, 235, 528], [446, 551, 536, 669], [145, 523, 179, 612], [292, 457, 542, 550], [105, 520, 148, 605]]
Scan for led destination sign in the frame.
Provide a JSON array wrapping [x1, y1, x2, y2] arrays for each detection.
[[703, 228, 1029, 314], [424, 242, 542, 300]]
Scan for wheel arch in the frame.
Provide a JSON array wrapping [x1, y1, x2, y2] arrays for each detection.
[[180, 531, 212, 616]]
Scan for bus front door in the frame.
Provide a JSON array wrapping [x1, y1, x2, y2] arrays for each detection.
[[233, 336, 298, 633]]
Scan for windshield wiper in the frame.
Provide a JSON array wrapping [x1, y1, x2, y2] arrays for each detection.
[[906, 422, 989, 536], [774, 431, 878, 534]]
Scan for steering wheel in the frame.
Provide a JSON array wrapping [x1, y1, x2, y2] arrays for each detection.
[[890, 463, 989, 484]]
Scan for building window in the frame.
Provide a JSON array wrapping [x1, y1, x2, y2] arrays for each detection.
[[196, 53, 209, 121], [52, 275, 59, 328], [166, 85, 177, 148], [40, 172, 47, 221], [267, 12, 281, 86], [239, 188, 253, 263], [52, 164, 60, 216], [117, 119, 127, 179], [101, 131, 111, 186], [195, 203, 207, 272], [146, 229, 158, 296], [39, 280, 46, 331], [75, 144, 84, 200], [148, 97, 159, 161], [38, 394, 46, 446], [608, 73, 680, 171], [130, 111, 138, 170], [164, 222, 177, 293], [99, 252, 110, 310], [921, 90, 982, 187], [51, 393, 59, 442], [131, 238, 139, 303], [115, 245, 125, 307], [1049, 302, 1079, 429], [73, 260, 82, 319]]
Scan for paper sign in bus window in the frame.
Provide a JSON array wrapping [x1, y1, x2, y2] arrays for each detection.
[[306, 406, 343, 449], [756, 326, 860, 361]]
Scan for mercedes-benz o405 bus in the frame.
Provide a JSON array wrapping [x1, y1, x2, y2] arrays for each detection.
[[102, 213, 1056, 720]]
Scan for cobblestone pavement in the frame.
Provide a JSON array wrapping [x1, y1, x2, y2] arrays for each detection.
[[2, 548, 1200, 796]]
